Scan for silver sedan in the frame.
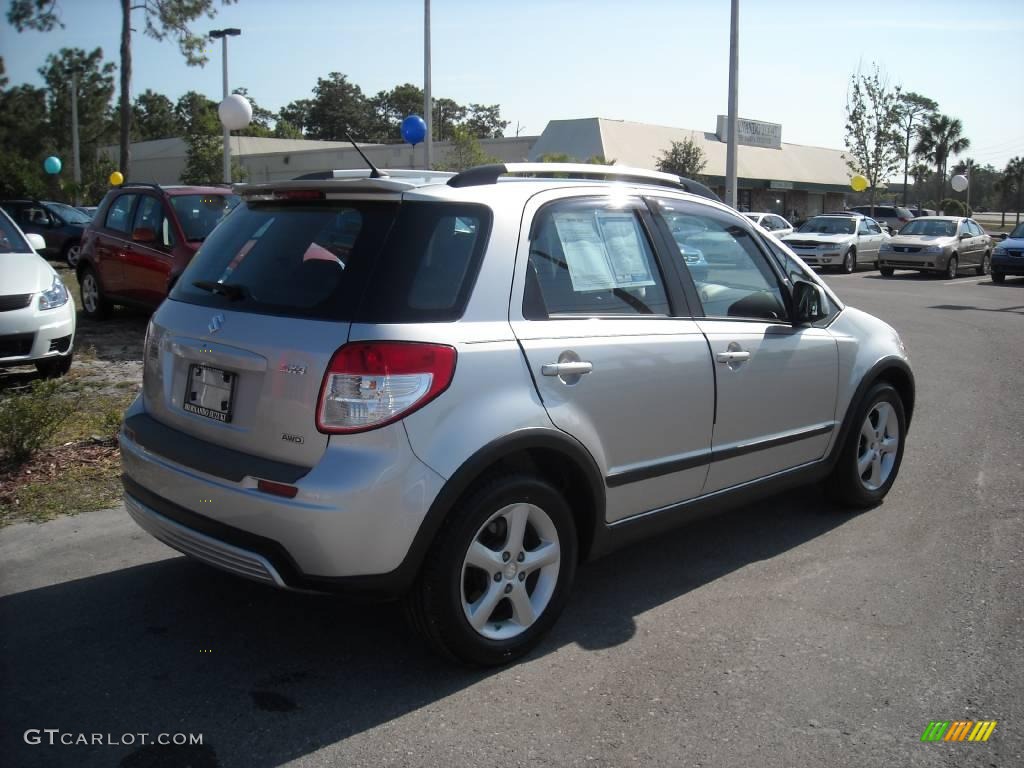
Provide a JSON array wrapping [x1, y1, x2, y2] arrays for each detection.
[[878, 216, 992, 278]]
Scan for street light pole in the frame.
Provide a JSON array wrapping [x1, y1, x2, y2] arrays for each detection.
[[724, 0, 739, 209], [70, 69, 82, 203], [210, 28, 241, 183], [424, 0, 433, 170]]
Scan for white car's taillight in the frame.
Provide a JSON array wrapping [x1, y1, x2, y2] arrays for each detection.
[[316, 342, 457, 434]]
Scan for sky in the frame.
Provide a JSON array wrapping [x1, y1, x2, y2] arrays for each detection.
[[2, 0, 1023, 170]]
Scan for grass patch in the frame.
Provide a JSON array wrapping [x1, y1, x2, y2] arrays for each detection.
[[0, 388, 135, 527]]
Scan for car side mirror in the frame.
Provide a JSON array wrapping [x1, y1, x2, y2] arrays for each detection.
[[132, 226, 157, 244], [792, 280, 826, 325], [26, 233, 46, 251]]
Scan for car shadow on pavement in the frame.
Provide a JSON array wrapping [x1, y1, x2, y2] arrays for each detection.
[[0, 485, 853, 767], [928, 303, 1024, 315]]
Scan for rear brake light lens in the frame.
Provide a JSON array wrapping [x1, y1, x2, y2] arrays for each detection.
[[316, 342, 457, 434], [274, 190, 324, 201]]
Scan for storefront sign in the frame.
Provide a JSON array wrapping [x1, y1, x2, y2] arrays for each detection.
[[716, 116, 783, 149], [769, 180, 794, 190]]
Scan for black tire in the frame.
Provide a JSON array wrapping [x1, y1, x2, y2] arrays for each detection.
[[879, 266, 895, 277], [992, 271, 1006, 283], [403, 473, 578, 666], [976, 251, 991, 276], [79, 266, 110, 320], [826, 382, 906, 509], [842, 248, 856, 274], [35, 352, 73, 378], [945, 255, 958, 279], [62, 240, 82, 268]]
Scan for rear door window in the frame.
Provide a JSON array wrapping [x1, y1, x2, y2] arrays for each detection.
[[105, 194, 137, 234], [524, 197, 670, 318]]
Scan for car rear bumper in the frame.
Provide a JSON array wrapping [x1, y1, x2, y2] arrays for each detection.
[[120, 399, 446, 591], [0, 299, 75, 366]]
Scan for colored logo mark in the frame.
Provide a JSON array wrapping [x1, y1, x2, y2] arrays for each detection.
[[921, 720, 997, 742]]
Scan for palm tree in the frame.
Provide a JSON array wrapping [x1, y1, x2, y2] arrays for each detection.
[[909, 162, 931, 208], [913, 114, 970, 210]]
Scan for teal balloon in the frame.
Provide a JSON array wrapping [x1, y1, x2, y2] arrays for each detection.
[[44, 156, 62, 174], [401, 115, 427, 146]]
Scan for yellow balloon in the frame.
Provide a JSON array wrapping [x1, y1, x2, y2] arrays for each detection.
[[850, 174, 868, 192], [109, 171, 124, 186]]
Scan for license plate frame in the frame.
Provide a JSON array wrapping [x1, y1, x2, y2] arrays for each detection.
[[183, 364, 236, 423]]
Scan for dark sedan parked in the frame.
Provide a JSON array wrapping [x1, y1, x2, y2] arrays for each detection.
[[0, 199, 92, 267]]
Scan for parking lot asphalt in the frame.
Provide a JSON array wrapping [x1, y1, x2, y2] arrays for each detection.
[[1, 271, 1022, 768]]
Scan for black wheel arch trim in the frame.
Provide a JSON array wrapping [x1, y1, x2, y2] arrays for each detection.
[[829, 356, 915, 470]]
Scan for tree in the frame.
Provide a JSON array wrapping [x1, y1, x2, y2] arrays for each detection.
[[461, 103, 509, 139], [656, 138, 707, 178], [843, 64, 903, 213], [8, 0, 237, 178], [896, 91, 937, 206], [278, 98, 313, 136], [132, 89, 181, 141], [914, 113, 970, 211], [306, 72, 370, 140], [368, 83, 424, 142], [436, 126, 497, 171], [1003, 156, 1024, 225], [432, 97, 466, 142], [38, 47, 116, 150]]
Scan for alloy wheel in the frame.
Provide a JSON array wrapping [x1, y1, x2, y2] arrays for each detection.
[[460, 502, 561, 641], [857, 402, 900, 491], [66, 244, 81, 267], [946, 256, 958, 279], [82, 273, 99, 314]]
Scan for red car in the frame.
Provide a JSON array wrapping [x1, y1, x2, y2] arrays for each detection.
[[76, 183, 239, 319]]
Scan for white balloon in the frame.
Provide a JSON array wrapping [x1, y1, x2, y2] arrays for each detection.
[[950, 174, 968, 192], [218, 94, 252, 131]]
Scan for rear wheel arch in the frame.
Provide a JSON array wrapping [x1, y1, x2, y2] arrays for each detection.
[[410, 431, 605, 578]]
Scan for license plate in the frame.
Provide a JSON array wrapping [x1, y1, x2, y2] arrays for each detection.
[[183, 364, 235, 423]]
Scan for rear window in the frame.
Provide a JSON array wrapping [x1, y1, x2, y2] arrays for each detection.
[[169, 199, 491, 322], [170, 194, 241, 241]]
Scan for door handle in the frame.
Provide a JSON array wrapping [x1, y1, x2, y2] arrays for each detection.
[[541, 361, 593, 377], [716, 350, 750, 364]]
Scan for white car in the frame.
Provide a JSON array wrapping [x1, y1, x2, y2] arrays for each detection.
[[0, 208, 76, 377], [744, 212, 794, 238]]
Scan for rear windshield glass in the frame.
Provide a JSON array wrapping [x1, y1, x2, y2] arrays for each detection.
[[170, 194, 241, 241], [798, 216, 855, 235], [169, 199, 491, 322]]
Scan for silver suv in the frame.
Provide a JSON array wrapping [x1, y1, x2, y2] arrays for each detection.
[[121, 163, 914, 665]]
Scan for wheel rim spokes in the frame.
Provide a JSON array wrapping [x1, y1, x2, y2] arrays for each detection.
[[857, 402, 900, 491], [83, 277, 97, 312], [461, 502, 560, 641]]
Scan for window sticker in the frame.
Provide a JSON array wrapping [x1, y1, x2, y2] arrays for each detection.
[[552, 212, 616, 292], [551, 210, 655, 292], [595, 212, 656, 289]]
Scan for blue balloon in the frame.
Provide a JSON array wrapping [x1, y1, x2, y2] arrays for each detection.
[[44, 156, 62, 175], [401, 115, 427, 146]]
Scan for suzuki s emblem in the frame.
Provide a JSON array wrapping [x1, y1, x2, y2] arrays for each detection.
[[208, 313, 225, 335]]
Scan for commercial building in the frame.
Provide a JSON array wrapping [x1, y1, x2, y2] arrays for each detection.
[[529, 117, 852, 219], [106, 115, 853, 219]]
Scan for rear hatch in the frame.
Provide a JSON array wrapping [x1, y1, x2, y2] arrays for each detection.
[[142, 184, 493, 469], [144, 192, 400, 467]]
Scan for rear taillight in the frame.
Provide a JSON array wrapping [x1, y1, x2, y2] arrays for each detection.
[[316, 342, 457, 434], [275, 189, 324, 201]]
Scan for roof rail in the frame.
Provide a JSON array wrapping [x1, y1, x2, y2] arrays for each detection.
[[446, 163, 722, 202]]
